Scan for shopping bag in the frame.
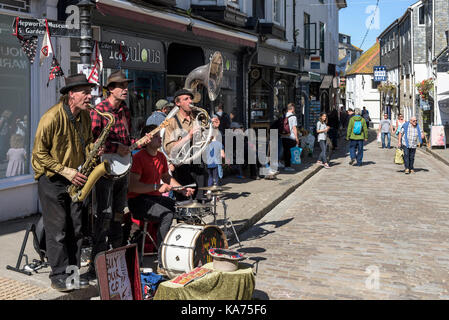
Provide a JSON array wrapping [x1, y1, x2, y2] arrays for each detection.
[[394, 148, 404, 165], [377, 132, 381, 143], [290, 146, 302, 165]]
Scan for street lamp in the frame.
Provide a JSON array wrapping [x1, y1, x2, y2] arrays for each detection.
[[77, 0, 95, 66]]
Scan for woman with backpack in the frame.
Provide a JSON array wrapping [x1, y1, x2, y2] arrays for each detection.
[[280, 103, 299, 172], [316, 112, 331, 169]]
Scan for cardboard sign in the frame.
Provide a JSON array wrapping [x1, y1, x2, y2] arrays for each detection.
[[95, 244, 142, 300]]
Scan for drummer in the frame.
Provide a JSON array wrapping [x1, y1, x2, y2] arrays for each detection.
[[127, 124, 195, 275]]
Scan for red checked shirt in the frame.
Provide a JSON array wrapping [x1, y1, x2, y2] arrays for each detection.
[[91, 99, 136, 154]]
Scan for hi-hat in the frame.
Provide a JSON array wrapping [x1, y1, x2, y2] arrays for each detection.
[[198, 185, 231, 192], [175, 201, 213, 209]]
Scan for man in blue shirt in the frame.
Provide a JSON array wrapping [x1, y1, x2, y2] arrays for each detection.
[[146, 99, 173, 126]]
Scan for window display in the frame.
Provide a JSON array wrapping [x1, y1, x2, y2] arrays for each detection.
[[0, 14, 31, 179]]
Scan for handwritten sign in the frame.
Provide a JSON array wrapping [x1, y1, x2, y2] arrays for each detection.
[[106, 250, 133, 300]]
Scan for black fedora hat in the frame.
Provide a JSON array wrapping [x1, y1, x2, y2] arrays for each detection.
[[173, 88, 194, 100], [60, 74, 96, 94]]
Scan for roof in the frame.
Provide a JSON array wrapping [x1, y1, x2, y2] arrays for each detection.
[[346, 42, 380, 75]]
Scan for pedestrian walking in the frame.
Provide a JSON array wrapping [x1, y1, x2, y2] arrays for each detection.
[[379, 113, 394, 149], [346, 108, 368, 166], [280, 103, 299, 172], [397, 116, 424, 174], [327, 109, 340, 150], [394, 113, 405, 136], [316, 112, 330, 169], [361, 106, 371, 128]]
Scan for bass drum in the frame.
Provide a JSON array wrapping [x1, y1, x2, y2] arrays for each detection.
[[161, 223, 228, 279]]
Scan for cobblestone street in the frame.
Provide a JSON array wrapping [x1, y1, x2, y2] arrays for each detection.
[[236, 137, 449, 300]]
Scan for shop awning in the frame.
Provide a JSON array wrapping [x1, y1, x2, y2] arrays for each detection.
[[96, 0, 258, 47], [320, 75, 333, 89]]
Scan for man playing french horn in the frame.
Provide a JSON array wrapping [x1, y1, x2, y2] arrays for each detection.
[[32, 74, 97, 292], [163, 89, 207, 201]]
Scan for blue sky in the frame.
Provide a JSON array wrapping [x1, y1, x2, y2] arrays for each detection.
[[339, 0, 419, 52]]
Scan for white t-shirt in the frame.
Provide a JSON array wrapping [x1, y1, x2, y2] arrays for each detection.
[[316, 121, 328, 141], [282, 112, 297, 141]]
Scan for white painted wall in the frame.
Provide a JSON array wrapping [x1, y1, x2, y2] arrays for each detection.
[[345, 74, 381, 128]]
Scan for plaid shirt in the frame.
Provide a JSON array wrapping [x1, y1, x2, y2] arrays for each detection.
[[401, 124, 419, 148], [91, 99, 136, 154]]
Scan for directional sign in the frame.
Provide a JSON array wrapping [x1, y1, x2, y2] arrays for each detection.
[[374, 66, 387, 82], [13, 18, 80, 38]]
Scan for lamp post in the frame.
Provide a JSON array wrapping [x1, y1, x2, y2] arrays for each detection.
[[77, 0, 95, 66]]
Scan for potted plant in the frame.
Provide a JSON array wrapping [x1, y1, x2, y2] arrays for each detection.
[[416, 78, 434, 101]]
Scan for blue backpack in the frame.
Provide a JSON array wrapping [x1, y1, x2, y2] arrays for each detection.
[[353, 119, 362, 135]]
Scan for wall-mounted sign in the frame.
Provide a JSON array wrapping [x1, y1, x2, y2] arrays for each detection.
[[374, 66, 387, 82], [101, 30, 165, 72], [257, 46, 300, 71], [310, 62, 320, 70]]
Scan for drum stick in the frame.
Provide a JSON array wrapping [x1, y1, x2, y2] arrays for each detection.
[[171, 183, 196, 190]]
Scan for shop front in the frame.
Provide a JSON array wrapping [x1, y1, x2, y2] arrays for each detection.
[[0, 12, 41, 221], [249, 45, 301, 132], [99, 29, 166, 138]]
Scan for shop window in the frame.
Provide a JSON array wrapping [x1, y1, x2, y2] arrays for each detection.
[[0, 14, 31, 179], [250, 68, 271, 126], [100, 69, 165, 139]]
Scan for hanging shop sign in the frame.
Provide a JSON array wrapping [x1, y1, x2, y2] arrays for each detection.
[[101, 30, 165, 72]]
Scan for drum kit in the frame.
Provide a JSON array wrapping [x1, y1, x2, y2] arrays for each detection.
[[159, 184, 243, 279], [173, 184, 240, 247]]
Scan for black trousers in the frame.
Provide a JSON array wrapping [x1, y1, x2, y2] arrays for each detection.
[[37, 175, 83, 281], [172, 164, 207, 201], [128, 195, 175, 263], [91, 174, 128, 265], [281, 138, 297, 167]]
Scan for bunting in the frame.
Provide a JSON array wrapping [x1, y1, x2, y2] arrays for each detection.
[[87, 41, 103, 85], [13, 17, 38, 64], [39, 19, 53, 66], [47, 56, 64, 87]]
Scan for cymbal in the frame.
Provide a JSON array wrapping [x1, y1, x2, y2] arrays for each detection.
[[175, 201, 213, 209], [198, 185, 232, 192]]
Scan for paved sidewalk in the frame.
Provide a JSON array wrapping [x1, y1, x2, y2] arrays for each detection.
[[0, 135, 345, 300]]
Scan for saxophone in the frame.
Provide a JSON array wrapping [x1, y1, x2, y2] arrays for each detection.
[[68, 104, 115, 202]]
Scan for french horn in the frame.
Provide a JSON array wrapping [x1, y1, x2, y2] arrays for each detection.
[[162, 51, 223, 166]]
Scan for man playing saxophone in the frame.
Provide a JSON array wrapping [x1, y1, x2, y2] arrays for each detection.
[[32, 74, 96, 292]]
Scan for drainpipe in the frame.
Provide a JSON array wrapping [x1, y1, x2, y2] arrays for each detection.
[[411, 9, 416, 122], [293, 0, 297, 48]]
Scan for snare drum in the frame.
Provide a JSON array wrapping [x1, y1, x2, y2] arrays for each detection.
[[160, 223, 228, 279]]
